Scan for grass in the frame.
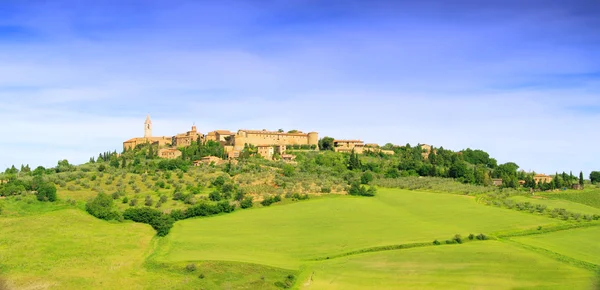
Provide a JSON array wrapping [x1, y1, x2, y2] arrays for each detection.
[[299, 241, 595, 290], [511, 226, 600, 266], [155, 188, 561, 269], [509, 195, 600, 215], [2, 186, 599, 289], [0, 204, 292, 289], [542, 188, 600, 209]]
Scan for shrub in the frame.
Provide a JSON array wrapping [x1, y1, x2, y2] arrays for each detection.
[[129, 198, 138, 207], [122, 197, 129, 204], [453, 234, 463, 244], [123, 207, 174, 236], [240, 196, 253, 209], [468, 234, 475, 240], [476, 234, 487, 240], [209, 191, 222, 202], [36, 182, 57, 202], [320, 186, 331, 193], [145, 196, 154, 207], [198, 273, 205, 279], [433, 240, 441, 245], [173, 192, 184, 201], [170, 209, 186, 221], [185, 263, 197, 272], [112, 192, 120, 200], [159, 195, 168, 203], [86, 192, 122, 221]]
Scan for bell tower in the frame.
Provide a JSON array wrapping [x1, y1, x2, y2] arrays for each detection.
[[144, 115, 152, 138]]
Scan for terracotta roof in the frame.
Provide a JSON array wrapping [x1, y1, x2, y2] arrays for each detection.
[[334, 140, 364, 143]]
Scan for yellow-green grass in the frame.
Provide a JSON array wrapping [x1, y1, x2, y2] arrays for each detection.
[[512, 226, 600, 265], [0, 205, 293, 289], [542, 189, 600, 209], [299, 241, 595, 290], [156, 188, 561, 269], [510, 195, 600, 215]]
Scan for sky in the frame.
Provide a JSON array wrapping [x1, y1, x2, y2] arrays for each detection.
[[0, 0, 599, 176]]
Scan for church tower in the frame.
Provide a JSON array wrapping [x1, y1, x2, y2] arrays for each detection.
[[144, 115, 152, 138]]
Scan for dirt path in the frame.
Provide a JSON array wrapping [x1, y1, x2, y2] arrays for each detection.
[[303, 272, 314, 288]]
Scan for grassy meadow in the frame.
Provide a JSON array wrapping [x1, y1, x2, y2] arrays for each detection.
[[2, 184, 600, 289], [155, 188, 561, 269], [300, 241, 595, 290], [509, 195, 600, 215], [512, 226, 600, 265]]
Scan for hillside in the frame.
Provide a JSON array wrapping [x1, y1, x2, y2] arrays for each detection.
[[1, 145, 600, 289]]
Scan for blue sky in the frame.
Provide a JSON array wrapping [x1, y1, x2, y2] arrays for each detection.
[[0, 0, 599, 175]]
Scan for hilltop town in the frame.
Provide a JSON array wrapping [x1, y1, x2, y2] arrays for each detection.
[[123, 115, 394, 161]]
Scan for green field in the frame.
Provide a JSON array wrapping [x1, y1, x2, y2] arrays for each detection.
[[2, 187, 600, 289], [301, 241, 595, 290], [541, 188, 600, 209], [510, 195, 600, 215], [0, 200, 291, 290], [512, 226, 600, 265], [155, 188, 561, 269]]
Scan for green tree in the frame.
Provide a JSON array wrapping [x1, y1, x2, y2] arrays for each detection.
[[35, 182, 57, 202], [318, 137, 335, 151], [590, 171, 600, 184], [580, 171, 585, 186], [361, 172, 373, 184]]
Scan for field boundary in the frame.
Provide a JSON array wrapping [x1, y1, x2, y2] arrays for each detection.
[[308, 239, 495, 261], [494, 222, 600, 238], [500, 239, 599, 272]]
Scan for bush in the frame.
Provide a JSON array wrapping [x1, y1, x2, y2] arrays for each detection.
[[468, 234, 475, 240], [36, 182, 57, 202], [112, 192, 120, 200], [240, 196, 254, 209], [145, 195, 154, 206], [209, 191, 222, 201], [122, 197, 129, 204], [170, 209, 186, 221], [86, 192, 122, 221], [347, 181, 376, 197], [123, 207, 174, 236], [476, 234, 488, 240], [433, 240, 441, 245], [185, 263, 197, 272], [129, 198, 138, 207], [453, 234, 463, 244], [198, 273, 205, 279]]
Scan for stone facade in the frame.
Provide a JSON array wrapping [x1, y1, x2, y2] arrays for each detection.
[[334, 140, 365, 153], [232, 129, 318, 152], [534, 174, 553, 184], [173, 125, 203, 147], [158, 148, 182, 159], [257, 145, 275, 160]]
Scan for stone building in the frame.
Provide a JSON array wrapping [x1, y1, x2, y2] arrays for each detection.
[[257, 145, 275, 160], [123, 116, 321, 160], [334, 140, 365, 153], [157, 148, 182, 159], [534, 174, 553, 184], [231, 129, 318, 152], [123, 115, 173, 150], [173, 125, 202, 147]]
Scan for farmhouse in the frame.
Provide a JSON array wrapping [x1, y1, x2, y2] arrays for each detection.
[[533, 174, 553, 184]]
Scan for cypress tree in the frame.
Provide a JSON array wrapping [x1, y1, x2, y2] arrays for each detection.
[[579, 171, 584, 186]]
